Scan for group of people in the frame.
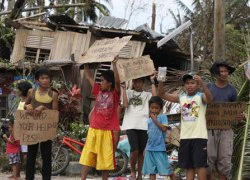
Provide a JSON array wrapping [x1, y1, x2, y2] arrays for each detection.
[[80, 58, 240, 180], [3, 67, 58, 180], [2, 58, 240, 180]]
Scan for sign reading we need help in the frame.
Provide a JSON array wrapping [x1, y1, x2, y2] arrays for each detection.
[[14, 110, 59, 145], [80, 36, 132, 64], [206, 102, 246, 129], [117, 55, 155, 82]]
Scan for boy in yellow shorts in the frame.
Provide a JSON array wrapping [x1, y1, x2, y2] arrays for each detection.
[[80, 56, 120, 180]]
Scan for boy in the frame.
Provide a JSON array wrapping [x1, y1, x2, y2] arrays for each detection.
[[142, 96, 176, 180], [158, 73, 213, 180], [80, 56, 120, 180], [25, 67, 58, 180]]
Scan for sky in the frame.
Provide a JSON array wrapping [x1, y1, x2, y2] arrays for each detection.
[[30, 0, 193, 34], [109, 0, 193, 33]]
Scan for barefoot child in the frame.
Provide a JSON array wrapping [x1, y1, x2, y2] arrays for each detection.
[[121, 75, 156, 180], [142, 96, 176, 180], [80, 56, 121, 180], [159, 73, 213, 180], [3, 120, 20, 180]]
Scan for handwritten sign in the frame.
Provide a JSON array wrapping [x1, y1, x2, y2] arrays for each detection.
[[206, 102, 246, 129], [167, 102, 246, 129], [14, 110, 59, 145], [116, 55, 155, 82], [80, 36, 132, 64]]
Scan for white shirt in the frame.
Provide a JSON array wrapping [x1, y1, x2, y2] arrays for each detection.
[[121, 89, 152, 130]]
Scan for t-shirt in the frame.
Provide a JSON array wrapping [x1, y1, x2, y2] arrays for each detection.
[[121, 90, 152, 130], [17, 101, 25, 110], [6, 133, 20, 154], [207, 83, 237, 102], [90, 83, 120, 131], [145, 114, 168, 151], [179, 92, 208, 139]]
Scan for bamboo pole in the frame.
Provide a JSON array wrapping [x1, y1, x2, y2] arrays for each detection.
[[0, 3, 87, 16]]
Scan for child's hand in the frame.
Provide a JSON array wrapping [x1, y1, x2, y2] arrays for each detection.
[[120, 82, 126, 89], [150, 113, 157, 121], [150, 70, 156, 84], [25, 104, 33, 110], [34, 105, 44, 116], [193, 75, 203, 84], [113, 55, 119, 63]]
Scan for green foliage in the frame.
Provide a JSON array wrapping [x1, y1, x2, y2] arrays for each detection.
[[69, 122, 88, 140]]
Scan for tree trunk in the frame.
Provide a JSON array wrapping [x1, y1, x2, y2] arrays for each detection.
[[151, 0, 156, 30], [213, 0, 225, 61]]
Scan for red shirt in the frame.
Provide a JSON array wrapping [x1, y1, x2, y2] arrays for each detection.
[[6, 133, 20, 154], [90, 83, 120, 131]]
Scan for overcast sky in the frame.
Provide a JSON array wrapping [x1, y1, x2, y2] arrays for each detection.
[[109, 0, 193, 33], [39, 0, 193, 33]]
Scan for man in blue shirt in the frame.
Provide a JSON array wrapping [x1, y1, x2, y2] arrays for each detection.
[[207, 61, 237, 180]]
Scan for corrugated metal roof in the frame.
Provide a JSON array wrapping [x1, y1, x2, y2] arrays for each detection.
[[95, 16, 128, 29]]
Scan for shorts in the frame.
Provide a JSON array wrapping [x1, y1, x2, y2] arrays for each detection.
[[126, 129, 148, 153], [21, 145, 28, 153], [178, 139, 208, 169], [142, 151, 173, 176], [207, 129, 233, 177], [79, 127, 115, 170], [8, 153, 21, 165]]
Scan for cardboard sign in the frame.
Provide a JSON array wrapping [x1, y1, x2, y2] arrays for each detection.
[[80, 36, 132, 64], [166, 102, 246, 129], [116, 55, 155, 82], [206, 102, 246, 129], [14, 110, 59, 145]]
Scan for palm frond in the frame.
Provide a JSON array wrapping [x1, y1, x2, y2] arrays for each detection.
[[94, 2, 110, 16], [173, 0, 193, 18]]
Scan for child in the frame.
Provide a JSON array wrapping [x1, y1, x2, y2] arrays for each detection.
[[158, 73, 213, 180], [80, 56, 120, 180], [16, 81, 32, 166], [25, 67, 58, 180], [3, 120, 20, 180], [121, 75, 156, 180], [142, 96, 176, 180]]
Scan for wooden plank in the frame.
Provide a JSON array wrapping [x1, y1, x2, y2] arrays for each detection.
[[11, 29, 29, 63]]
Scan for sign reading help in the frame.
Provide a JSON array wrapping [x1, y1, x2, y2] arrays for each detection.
[[14, 110, 59, 145], [116, 55, 155, 82], [80, 36, 132, 64]]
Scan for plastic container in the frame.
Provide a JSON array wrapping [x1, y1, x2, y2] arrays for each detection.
[[157, 67, 167, 82]]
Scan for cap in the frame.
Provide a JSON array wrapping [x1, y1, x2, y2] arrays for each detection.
[[182, 72, 196, 82]]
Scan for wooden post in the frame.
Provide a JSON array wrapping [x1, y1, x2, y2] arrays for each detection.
[[213, 0, 225, 61], [151, 0, 156, 30]]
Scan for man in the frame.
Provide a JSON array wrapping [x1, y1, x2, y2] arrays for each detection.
[[207, 61, 240, 180]]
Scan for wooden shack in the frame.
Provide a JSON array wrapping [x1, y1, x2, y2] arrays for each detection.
[[10, 15, 193, 122]]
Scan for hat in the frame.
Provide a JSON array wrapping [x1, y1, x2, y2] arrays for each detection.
[[210, 61, 235, 75], [182, 72, 196, 82]]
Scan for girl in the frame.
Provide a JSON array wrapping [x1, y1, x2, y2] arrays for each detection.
[[3, 120, 21, 180], [121, 75, 156, 180], [16, 81, 32, 165], [142, 96, 176, 180]]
